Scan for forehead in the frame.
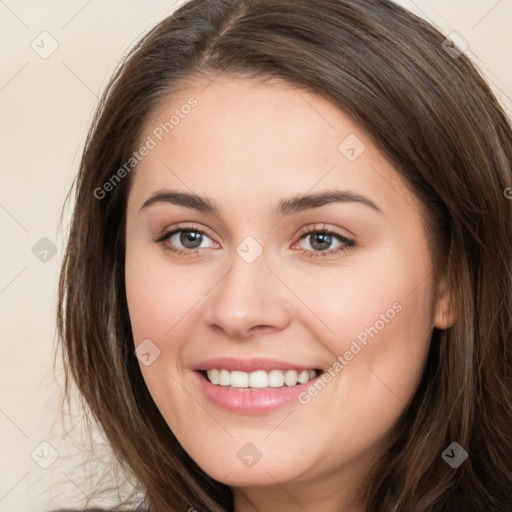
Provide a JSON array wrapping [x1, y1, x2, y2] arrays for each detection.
[[128, 75, 416, 219]]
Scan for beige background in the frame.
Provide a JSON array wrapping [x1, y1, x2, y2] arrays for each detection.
[[1, 1, 511, 510]]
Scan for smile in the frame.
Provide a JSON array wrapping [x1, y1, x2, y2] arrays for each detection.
[[204, 368, 320, 389]]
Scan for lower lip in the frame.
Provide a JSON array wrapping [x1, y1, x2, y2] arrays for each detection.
[[195, 371, 321, 414]]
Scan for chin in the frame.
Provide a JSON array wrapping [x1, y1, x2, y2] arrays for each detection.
[[181, 437, 311, 486]]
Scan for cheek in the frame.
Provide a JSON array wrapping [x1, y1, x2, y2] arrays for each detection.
[[124, 248, 210, 424], [125, 244, 212, 343], [284, 253, 431, 346], [286, 248, 434, 403]]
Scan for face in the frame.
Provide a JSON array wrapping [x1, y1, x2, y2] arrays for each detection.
[[124, 75, 450, 509]]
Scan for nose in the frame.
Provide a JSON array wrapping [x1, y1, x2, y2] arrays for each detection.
[[202, 249, 292, 340]]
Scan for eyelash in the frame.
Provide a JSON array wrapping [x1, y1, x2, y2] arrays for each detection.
[[297, 225, 356, 258], [153, 223, 356, 259]]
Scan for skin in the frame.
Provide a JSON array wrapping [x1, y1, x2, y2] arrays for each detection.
[[124, 75, 454, 512]]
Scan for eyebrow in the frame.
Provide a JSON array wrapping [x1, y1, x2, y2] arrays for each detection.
[[139, 189, 383, 216]]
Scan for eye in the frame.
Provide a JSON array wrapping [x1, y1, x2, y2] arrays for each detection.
[[153, 223, 355, 258], [154, 225, 218, 256], [293, 225, 356, 257], [167, 229, 214, 250]]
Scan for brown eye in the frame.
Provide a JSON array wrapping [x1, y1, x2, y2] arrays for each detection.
[[294, 228, 356, 258], [308, 232, 334, 251], [156, 228, 217, 253], [179, 230, 204, 249]]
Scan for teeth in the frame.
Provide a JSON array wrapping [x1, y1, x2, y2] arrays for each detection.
[[249, 370, 268, 388], [205, 368, 318, 388]]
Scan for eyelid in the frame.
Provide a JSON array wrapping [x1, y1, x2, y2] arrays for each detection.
[[155, 222, 218, 245], [295, 223, 353, 243]]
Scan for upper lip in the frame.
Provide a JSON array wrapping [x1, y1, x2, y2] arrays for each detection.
[[194, 357, 320, 373]]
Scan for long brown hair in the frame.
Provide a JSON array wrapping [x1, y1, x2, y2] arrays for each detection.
[[57, 0, 512, 510]]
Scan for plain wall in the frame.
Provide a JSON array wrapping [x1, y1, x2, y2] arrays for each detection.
[[1, 1, 511, 510]]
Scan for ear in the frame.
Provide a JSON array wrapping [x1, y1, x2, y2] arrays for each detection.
[[433, 273, 456, 329]]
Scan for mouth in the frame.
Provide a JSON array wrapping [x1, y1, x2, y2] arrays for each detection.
[[194, 357, 326, 413], [198, 368, 323, 390], [196, 368, 324, 414]]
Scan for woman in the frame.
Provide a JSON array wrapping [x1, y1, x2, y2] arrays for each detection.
[[57, 0, 512, 510]]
